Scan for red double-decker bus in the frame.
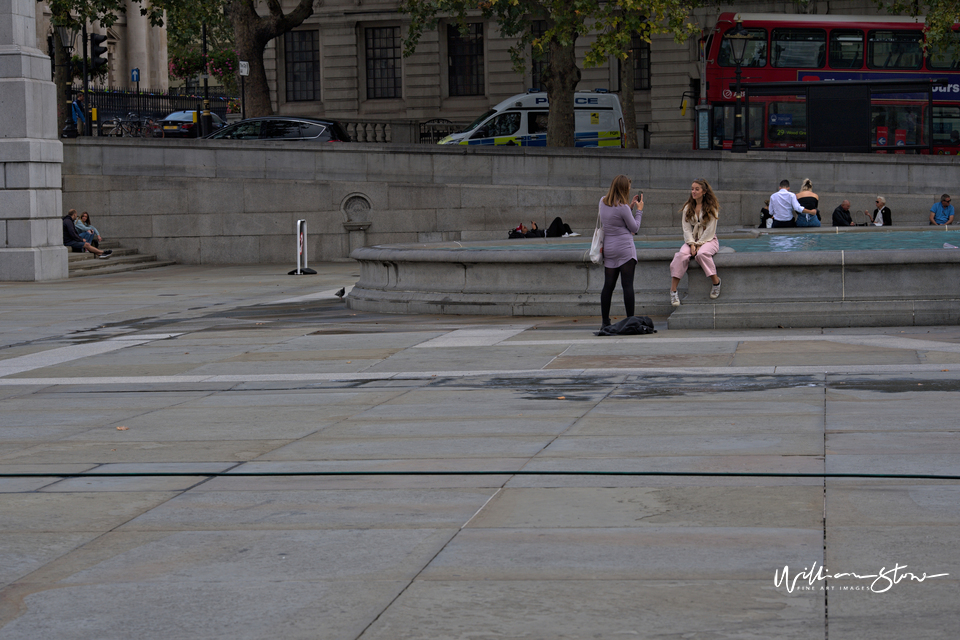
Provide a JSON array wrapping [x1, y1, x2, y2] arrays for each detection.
[[700, 12, 960, 153]]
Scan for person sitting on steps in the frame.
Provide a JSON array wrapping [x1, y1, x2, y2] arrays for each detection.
[[63, 209, 112, 259]]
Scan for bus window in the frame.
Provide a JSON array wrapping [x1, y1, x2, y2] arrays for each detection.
[[933, 106, 960, 145], [771, 29, 826, 68], [868, 31, 923, 69], [871, 104, 924, 148], [718, 28, 767, 67], [711, 104, 764, 149], [829, 29, 864, 69], [767, 102, 807, 147], [927, 34, 960, 70]]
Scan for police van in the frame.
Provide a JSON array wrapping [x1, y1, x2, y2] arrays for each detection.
[[438, 90, 625, 147]]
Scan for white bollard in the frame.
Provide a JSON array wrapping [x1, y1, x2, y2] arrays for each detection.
[[288, 219, 317, 275]]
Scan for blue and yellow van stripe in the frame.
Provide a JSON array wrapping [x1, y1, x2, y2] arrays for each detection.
[[458, 131, 622, 147]]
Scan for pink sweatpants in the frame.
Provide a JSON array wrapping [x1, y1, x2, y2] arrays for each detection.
[[670, 237, 720, 279]]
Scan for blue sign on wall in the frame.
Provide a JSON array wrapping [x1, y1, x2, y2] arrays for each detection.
[[131, 68, 140, 83]]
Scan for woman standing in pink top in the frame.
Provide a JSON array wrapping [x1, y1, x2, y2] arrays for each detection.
[[599, 174, 643, 329], [669, 178, 721, 307]]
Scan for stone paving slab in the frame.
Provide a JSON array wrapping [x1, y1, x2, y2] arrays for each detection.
[[468, 486, 824, 529], [260, 435, 555, 461], [116, 489, 496, 531], [359, 580, 825, 640], [0, 533, 102, 589], [419, 526, 823, 580], [0, 492, 180, 532], [0, 579, 410, 640], [826, 485, 960, 525], [1, 440, 292, 464], [539, 433, 825, 457]]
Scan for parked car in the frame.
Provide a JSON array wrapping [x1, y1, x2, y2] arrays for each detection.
[[203, 116, 351, 142], [157, 110, 226, 138]]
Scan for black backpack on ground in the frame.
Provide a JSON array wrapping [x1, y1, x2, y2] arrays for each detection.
[[594, 316, 657, 336]]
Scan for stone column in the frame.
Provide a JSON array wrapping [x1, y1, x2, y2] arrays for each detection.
[[0, 0, 67, 281]]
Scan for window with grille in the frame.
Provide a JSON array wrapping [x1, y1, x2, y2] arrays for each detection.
[[531, 20, 548, 91], [617, 35, 652, 91], [632, 36, 651, 90], [448, 23, 484, 96], [366, 27, 402, 99], [285, 30, 321, 102]]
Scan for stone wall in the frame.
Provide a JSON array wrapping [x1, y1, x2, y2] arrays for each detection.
[[61, 138, 960, 265]]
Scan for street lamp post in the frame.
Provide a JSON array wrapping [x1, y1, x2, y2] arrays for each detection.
[[727, 19, 750, 153], [201, 23, 213, 137], [56, 25, 80, 138]]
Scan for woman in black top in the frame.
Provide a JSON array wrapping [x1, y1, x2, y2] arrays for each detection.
[[796, 179, 821, 226]]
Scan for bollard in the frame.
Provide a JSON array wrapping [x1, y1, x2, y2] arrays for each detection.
[[288, 219, 317, 275]]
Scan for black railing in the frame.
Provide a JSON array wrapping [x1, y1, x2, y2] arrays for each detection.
[[419, 119, 467, 144], [72, 86, 237, 127]]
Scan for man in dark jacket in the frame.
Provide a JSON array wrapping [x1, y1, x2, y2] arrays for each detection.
[[832, 200, 855, 227], [63, 209, 112, 258]]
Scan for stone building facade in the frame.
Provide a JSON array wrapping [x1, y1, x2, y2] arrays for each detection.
[[261, 0, 878, 148]]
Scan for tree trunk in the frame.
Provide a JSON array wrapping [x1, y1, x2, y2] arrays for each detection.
[[619, 49, 639, 149], [543, 37, 580, 147], [226, 0, 316, 118]]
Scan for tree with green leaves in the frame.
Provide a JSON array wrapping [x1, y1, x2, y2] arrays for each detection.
[[876, 0, 960, 54], [43, 0, 126, 133], [161, 0, 239, 94], [145, 0, 315, 116], [401, 0, 697, 146], [223, 0, 316, 116]]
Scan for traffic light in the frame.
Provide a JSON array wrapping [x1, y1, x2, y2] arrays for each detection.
[[90, 33, 108, 73]]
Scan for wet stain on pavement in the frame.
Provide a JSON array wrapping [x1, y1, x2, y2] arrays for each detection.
[[610, 375, 823, 398]]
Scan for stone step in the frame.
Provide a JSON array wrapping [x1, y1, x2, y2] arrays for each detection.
[[69, 259, 178, 278], [70, 252, 164, 272], [68, 247, 139, 262], [67, 239, 176, 278]]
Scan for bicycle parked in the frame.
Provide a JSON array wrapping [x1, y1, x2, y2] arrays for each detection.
[[108, 113, 164, 139]]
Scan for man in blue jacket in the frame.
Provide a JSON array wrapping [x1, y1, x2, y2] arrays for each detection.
[[71, 93, 86, 135]]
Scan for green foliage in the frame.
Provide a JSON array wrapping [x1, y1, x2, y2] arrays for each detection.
[[877, 0, 960, 52], [147, 0, 234, 52], [69, 54, 109, 81], [45, 0, 126, 30], [168, 47, 240, 94], [400, 0, 698, 72]]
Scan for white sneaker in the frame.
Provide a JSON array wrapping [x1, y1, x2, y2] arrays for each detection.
[[567, 232, 581, 237], [670, 291, 680, 307], [710, 278, 722, 299]]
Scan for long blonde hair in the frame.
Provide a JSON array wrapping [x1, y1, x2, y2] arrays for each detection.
[[603, 175, 632, 207], [682, 178, 719, 222]]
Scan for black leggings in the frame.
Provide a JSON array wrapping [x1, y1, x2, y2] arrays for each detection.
[[600, 259, 636, 325]]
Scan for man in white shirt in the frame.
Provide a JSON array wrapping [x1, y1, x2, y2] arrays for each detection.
[[768, 180, 817, 228]]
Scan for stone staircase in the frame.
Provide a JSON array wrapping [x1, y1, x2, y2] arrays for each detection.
[[68, 239, 176, 278]]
